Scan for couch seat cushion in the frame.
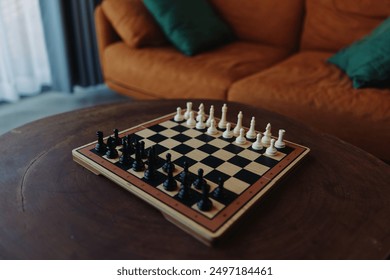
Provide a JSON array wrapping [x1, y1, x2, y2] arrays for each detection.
[[103, 41, 290, 100], [228, 52, 390, 160]]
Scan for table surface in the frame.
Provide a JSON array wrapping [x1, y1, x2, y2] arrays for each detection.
[[1, 100, 389, 260]]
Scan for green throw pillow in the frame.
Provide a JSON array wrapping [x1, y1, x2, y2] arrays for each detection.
[[143, 0, 234, 56], [328, 17, 390, 89]]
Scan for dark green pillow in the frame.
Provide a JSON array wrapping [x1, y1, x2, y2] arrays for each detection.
[[143, 0, 234, 56], [328, 17, 390, 89]]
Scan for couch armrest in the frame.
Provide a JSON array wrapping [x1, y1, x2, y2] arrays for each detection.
[[94, 5, 120, 71]]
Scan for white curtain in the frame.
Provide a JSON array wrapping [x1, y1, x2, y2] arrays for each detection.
[[0, 0, 51, 102]]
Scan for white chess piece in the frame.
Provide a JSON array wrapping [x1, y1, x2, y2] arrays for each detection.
[[206, 105, 215, 127], [174, 107, 184, 122], [235, 128, 246, 145], [196, 103, 206, 122], [275, 129, 286, 149], [207, 119, 218, 135], [251, 133, 263, 150], [233, 111, 243, 136], [195, 113, 206, 129], [218, 104, 228, 129], [261, 123, 272, 145], [222, 122, 233, 139], [265, 139, 277, 156], [246, 117, 256, 139], [184, 102, 192, 120], [186, 111, 196, 127]]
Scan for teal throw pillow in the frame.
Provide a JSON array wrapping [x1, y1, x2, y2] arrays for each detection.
[[143, 0, 234, 56], [328, 17, 390, 89]]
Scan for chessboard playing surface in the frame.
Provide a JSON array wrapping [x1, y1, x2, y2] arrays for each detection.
[[72, 109, 309, 245]]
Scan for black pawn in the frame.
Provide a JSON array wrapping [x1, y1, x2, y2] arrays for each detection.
[[126, 135, 135, 155], [179, 161, 189, 182], [140, 141, 147, 159], [144, 147, 156, 180], [105, 137, 118, 159], [213, 177, 225, 199], [162, 153, 175, 173], [197, 182, 212, 211], [119, 139, 131, 165], [132, 141, 144, 171], [95, 131, 107, 154], [193, 168, 206, 190], [163, 167, 177, 191], [178, 171, 190, 200], [113, 129, 121, 146]]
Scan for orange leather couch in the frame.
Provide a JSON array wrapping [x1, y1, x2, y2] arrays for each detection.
[[95, 0, 390, 162]]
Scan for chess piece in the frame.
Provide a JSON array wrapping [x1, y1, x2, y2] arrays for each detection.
[[163, 168, 177, 191], [174, 107, 184, 122], [265, 139, 278, 156], [113, 129, 121, 146], [193, 168, 206, 190], [179, 161, 189, 182], [206, 105, 215, 127], [132, 141, 145, 171], [119, 139, 131, 165], [207, 119, 218, 135], [186, 111, 196, 127], [197, 182, 212, 211], [218, 103, 228, 129], [195, 113, 206, 129], [178, 171, 190, 200], [246, 117, 257, 139], [184, 102, 192, 120], [139, 141, 147, 159], [233, 111, 243, 136], [261, 123, 272, 146], [275, 129, 286, 149], [196, 103, 206, 122], [144, 147, 156, 180], [235, 128, 246, 145], [213, 177, 225, 199], [222, 122, 233, 139], [162, 153, 175, 173], [105, 137, 118, 159], [251, 133, 263, 150], [95, 131, 107, 154]]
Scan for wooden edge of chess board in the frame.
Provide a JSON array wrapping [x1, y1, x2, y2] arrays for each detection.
[[72, 111, 310, 246]]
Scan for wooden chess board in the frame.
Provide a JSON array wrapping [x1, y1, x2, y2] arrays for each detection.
[[72, 110, 310, 245]]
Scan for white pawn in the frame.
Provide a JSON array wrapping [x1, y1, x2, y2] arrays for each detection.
[[186, 111, 196, 127], [218, 104, 228, 129], [206, 105, 215, 127], [251, 133, 263, 150], [235, 128, 246, 145], [261, 123, 272, 145], [233, 111, 243, 136], [222, 122, 233, 139], [174, 107, 184, 122], [184, 102, 192, 120], [207, 119, 218, 135], [265, 139, 277, 156], [246, 117, 257, 139], [275, 129, 286, 149], [195, 113, 206, 129], [196, 103, 206, 122]]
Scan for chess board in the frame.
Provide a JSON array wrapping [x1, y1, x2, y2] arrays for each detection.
[[72, 111, 310, 245]]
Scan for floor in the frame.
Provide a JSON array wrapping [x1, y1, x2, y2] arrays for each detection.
[[0, 85, 130, 136]]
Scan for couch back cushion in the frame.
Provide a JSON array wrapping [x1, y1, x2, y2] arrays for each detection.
[[210, 0, 305, 52], [301, 0, 390, 52]]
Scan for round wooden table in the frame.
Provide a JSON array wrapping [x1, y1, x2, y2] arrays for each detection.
[[1, 100, 389, 259]]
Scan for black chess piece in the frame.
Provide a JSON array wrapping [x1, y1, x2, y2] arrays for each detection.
[[126, 135, 135, 155], [197, 182, 212, 211], [140, 141, 147, 159], [119, 139, 131, 165], [163, 167, 177, 191], [179, 161, 189, 182], [162, 153, 175, 173], [95, 131, 107, 154], [213, 177, 225, 199], [193, 168, 206, 190], [178, 171, 190, 200], [105, 137, 118, 159], [144, 147, 156, 180], [132, 140, 144, 171], [113, 129, 121, 146]]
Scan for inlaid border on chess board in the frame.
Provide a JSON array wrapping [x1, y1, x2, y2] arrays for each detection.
[[73, 112, 309, 236]]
